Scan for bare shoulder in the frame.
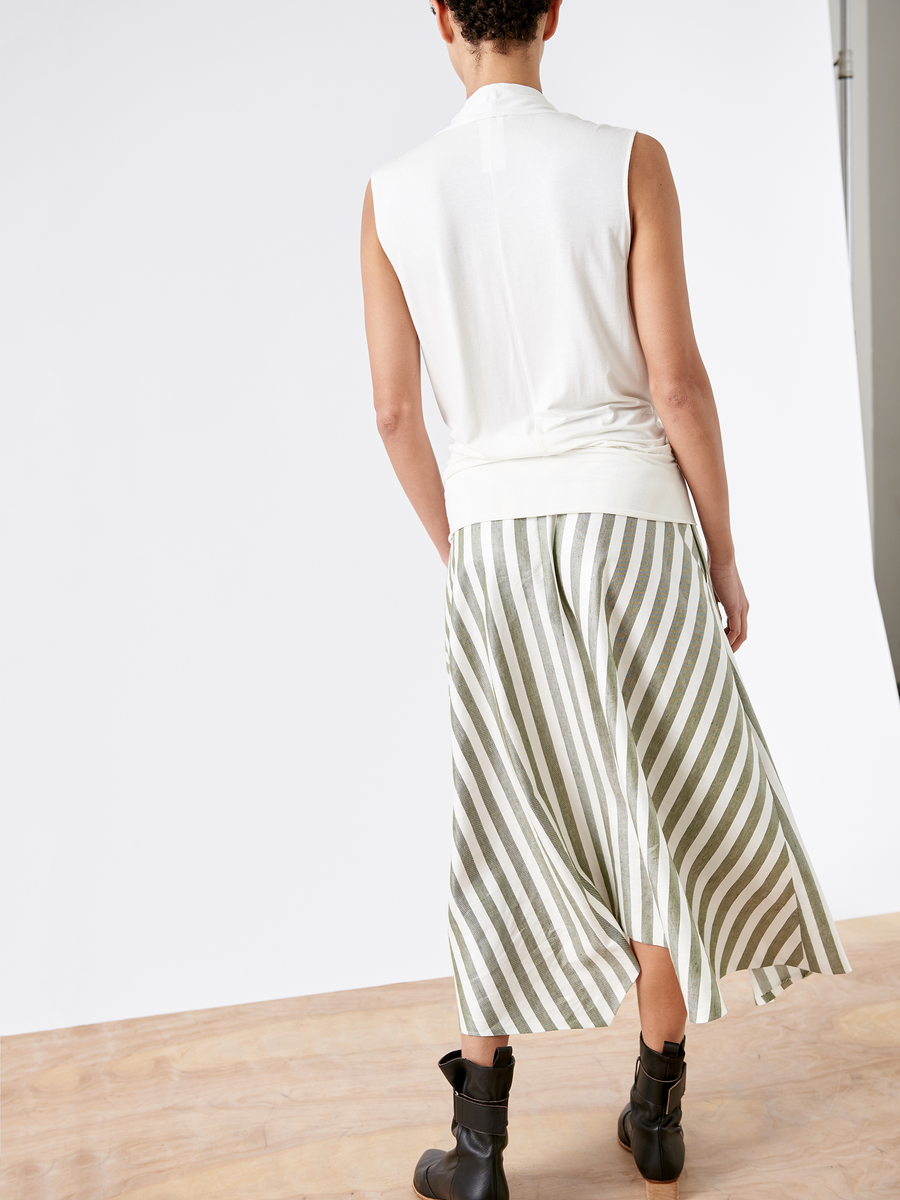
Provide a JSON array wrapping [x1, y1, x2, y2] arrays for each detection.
[[630, 131, 670, 169], [628, 132, 678, 217]]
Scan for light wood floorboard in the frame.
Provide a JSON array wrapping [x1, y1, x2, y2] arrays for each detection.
[[3, 913, 899, 1199]]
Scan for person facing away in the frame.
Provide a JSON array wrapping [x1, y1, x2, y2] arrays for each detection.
[[360, 4, 850, 1199]]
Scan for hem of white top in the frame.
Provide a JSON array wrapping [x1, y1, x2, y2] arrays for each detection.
[[443, 447, 697, 536]]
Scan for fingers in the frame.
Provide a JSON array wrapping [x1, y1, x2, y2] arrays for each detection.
[[709, 565, 749, 652], [724, 603, 749, 651]]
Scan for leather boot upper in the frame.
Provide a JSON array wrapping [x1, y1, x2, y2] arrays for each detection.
[[414, 1047, 515, 1200], [617, 1033, 687, 1184]]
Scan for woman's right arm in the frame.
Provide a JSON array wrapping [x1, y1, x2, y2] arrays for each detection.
[[627, 131, 749, 652]]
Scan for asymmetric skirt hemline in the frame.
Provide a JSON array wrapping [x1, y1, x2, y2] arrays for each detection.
[[444, 512, 851, 1037]]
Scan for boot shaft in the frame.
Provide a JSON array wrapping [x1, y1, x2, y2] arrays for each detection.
[[634, 1033, 687, 1116], [438, 1046, 515, 1102]]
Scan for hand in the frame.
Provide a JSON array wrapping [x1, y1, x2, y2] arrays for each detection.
[[708, 559, 749, 651]]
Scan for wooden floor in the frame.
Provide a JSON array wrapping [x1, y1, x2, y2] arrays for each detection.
[[3, 913, 899, 1200]]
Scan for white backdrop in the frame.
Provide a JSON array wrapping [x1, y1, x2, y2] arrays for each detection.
[[1, 0, 897, 1036]]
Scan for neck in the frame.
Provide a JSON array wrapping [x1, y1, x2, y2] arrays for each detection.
[[460, 51, 542, 98], [460, 53, 542, 98]]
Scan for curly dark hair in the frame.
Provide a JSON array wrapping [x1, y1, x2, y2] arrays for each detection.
[[442, 0, 553, 51]]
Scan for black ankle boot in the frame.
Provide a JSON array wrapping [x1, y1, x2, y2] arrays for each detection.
[[413, 1046, 515, 1200], [617, 1033, 687, 1197]]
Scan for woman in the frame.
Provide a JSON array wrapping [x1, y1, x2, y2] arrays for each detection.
[[360, 3, 851, 1198]]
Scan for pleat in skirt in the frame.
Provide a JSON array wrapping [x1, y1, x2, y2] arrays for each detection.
[[444, 512, 851, 1036]]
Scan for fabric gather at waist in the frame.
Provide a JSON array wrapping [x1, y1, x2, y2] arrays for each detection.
[[442, 443, 697, 536]]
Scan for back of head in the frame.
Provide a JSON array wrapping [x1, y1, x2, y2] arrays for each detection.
[[441, 0, 553, 54]]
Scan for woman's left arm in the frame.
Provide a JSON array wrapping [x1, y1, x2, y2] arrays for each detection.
[[360, 180, 451, 566]]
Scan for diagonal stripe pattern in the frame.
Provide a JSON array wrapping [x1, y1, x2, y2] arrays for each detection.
[[444, 513, 851, 1035]]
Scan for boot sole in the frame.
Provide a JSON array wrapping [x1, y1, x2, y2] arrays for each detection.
[[414, 1159, 678, 1199], [417, 1178, 677, 1200]]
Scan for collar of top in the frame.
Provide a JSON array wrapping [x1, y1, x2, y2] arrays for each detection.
[[449, 81, 558, 126]]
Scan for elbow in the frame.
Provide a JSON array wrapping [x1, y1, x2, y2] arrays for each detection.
[[651, 380, 706, 419], [376, 412, 403, 439], [375, 404, 417, 440]]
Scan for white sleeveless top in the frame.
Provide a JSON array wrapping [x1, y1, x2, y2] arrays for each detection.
[[370, 82, 696, 536]]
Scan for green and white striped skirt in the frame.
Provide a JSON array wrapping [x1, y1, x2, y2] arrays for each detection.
[[444, 512, 851, 1036]]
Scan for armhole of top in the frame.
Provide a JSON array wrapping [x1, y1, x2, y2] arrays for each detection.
[[623, 127, 638, 256], [367, 169, 408, 280], [369, 169, 383, 246], [368, 169, 396, 271]]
